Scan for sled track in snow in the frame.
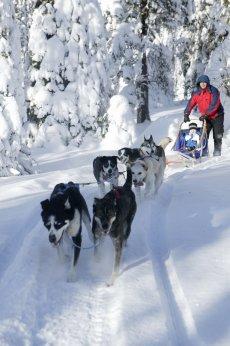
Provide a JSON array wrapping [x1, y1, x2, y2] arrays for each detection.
[[0, 205, 40, 281], [145, 178, 203, 346]]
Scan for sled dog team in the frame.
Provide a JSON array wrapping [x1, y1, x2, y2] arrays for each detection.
[[41, 135, 171, 284]]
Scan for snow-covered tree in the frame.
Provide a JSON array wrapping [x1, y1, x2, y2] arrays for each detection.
[[101, 0, 142, 111], [148, 0, 229, 101], [14, 0, 36, 92], [0, 0, 34, 176], [28, 0, 110, 146]]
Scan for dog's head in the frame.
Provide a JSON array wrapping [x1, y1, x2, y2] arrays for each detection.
[[101, 156, 118, 179], [131, 161, 148, 187], [118, 148, 141, 165], [41, 193, 74, 246], [140, 135, 157, 156], [118, 148, 129, 164], [93, 196, 117, 235]]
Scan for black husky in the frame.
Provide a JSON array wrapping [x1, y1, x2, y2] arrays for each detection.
[[41, 182, 93, 282], [92, 168, 137, 285]]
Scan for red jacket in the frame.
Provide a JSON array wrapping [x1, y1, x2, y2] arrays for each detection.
[[185, 85, 224, 120]]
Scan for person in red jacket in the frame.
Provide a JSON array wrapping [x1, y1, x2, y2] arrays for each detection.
[[184, 75, 224, 156]]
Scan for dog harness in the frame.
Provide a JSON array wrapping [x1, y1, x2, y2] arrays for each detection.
[[113, 187, 122, 201]]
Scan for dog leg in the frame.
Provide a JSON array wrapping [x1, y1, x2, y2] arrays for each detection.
[[92, 219, 103, 262], [107, 237, 123, 286], [155, 170, 164, 194], [57, 242, 66, 264], [82, 210, 94, 242], [94, 236, 103, 262], [135, 186, 141, 204], [145, 174, 156, 197], [67, 232, 82, 282], [98, 182, 106, 197]]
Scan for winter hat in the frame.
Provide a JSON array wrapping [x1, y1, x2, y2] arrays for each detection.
[[189, 122, 198, 130], [196, 75, 210, 86]]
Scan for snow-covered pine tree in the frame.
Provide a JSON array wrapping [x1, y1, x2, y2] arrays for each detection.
[[28, 0, 110, 146], [148, 0, 229, 101], [101, 0, 141, 112], [0, 0, 34, 176], [14, 0, 36, 94], [136, 0, 150, 123]]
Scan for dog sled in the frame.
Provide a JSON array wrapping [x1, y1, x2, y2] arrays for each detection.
[[168, 119, 208, 166]]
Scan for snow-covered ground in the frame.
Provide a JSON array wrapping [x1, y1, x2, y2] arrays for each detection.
[[0, 105, 230, 346]]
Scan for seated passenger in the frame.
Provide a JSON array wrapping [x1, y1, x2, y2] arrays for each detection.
[[185, 123, 200, 151]]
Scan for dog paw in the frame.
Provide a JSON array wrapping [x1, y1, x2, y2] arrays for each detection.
[[106, 273, 117, 287], [106, 281, 113, 287]]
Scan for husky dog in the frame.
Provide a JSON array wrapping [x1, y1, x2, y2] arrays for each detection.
[[92, 168, 137, 286], [140, 136, 171, 196], [40, 182, 93, 282], [93, 156, 119, 197], [118, 147, 142, 165], [130, 160, 148, 202]]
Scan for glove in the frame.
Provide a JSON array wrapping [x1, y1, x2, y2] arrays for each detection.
[[184, 113, 190, 123], [199, 115, 208, 121]]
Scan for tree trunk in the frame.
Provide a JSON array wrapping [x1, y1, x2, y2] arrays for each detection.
[[137, 0, 150, 123]]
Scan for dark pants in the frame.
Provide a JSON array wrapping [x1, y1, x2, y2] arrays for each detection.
[[206, 114, 224, 154]]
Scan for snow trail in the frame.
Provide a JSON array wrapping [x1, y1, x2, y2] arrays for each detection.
[[143, 174, 203, 346]]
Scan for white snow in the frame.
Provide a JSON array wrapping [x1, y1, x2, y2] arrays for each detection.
[[0, 104, 230, 345]]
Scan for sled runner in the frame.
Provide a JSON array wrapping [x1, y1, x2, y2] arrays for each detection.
[[169, 119, 208, 165]]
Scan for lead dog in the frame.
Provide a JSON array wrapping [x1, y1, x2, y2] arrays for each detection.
[[40, 182, 93, 282], [93, 156, 119, 197], [92, 168, 137, 286], [139, 136, 171, 196]]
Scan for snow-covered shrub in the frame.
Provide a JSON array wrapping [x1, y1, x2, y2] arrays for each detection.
[[101, 0, 141, 112], [101, 95, 136, 149], [0, 0, 34, 176], [28, 0, 110, 146]]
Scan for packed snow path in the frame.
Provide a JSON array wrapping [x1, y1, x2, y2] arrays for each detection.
[[0, 173, 169, 345], [0, 105, 230, 345]]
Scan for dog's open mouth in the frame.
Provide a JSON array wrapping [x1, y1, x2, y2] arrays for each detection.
[[103, 173, 113, 181], [134, 181, 144, 187], [51, 231, 65, 247]]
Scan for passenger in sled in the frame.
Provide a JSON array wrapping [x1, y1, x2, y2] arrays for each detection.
[[175, 121, 208, 159], [184, 122, 200, 151]]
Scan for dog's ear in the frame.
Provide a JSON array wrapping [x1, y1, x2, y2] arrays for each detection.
[[150, 135, 153, 141], [144, 135, 146, 141], [41, 199, 50, 210], [64, 197, 71, 209]]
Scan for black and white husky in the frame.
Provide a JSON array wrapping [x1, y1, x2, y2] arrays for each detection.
[[93, 156, 119, 197], [92, 168, 137, 286], [40, 182, 93, 282], [118, 147, 142, 165], [139, 136, 171, 196]]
